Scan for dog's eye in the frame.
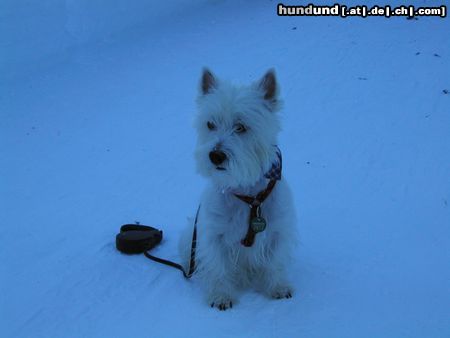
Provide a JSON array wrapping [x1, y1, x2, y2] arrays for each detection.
[[234, 123, 247, 133], [207, 121, 216, 130]]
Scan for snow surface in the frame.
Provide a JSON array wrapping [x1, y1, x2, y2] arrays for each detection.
[[1, 0, 449, 337]]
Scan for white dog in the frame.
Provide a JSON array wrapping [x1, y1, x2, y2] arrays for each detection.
[[179, 68, 298, 310]]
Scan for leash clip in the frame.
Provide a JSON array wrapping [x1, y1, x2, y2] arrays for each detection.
[[252, 199, 261, 207]]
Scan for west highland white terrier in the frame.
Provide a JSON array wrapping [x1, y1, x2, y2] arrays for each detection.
[[179, 68, 298, 310]]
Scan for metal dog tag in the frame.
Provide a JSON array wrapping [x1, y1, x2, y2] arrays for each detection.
[[250, 206, 266, 233]]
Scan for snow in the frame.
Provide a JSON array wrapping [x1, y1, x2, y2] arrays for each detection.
[[1, 0, 449, 337]]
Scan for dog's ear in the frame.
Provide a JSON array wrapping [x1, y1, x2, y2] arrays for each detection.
[[201, 68, 216, 95], [258, 69, 277, 101]]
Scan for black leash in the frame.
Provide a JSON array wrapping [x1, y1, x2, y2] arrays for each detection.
[[143, 207, 199, 278], [116, 205, 200, 279]]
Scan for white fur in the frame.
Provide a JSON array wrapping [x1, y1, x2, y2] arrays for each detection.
[[179, 69, 298, 310]]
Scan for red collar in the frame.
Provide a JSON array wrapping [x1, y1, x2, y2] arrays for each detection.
[[234, 179, 277, 247]]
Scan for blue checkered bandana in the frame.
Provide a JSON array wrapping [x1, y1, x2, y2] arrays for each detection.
[[264, 146, 282, 181]]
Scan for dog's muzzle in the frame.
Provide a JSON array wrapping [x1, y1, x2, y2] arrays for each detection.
[[209, 150, 227, 166]]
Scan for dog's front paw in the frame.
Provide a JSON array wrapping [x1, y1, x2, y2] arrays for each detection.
[[208, 294, 235, 311], [210, 300, 233, 311], [270, 285, 293, 300]]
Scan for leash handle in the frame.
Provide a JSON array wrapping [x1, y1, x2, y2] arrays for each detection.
[[143, 205, 200, 279]]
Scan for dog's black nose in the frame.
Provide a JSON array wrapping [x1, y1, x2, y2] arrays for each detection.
[[209, 150, 227, 165]]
